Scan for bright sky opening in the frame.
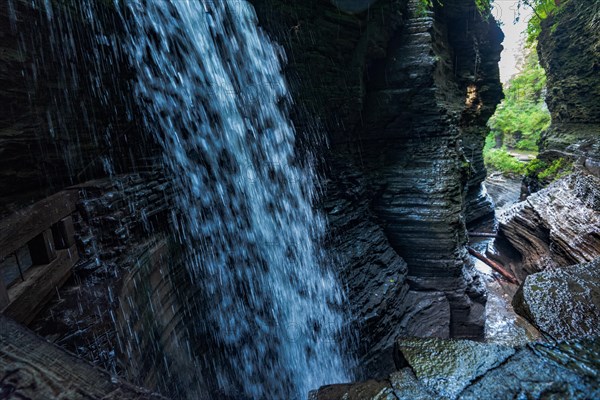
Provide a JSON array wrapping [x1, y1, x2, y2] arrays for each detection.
[[492, 0, 534, 83]]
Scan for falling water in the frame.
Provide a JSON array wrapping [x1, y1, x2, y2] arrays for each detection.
[[119, 0, 350, 398]]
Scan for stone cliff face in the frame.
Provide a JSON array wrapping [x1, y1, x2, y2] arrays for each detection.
[[252, 0, 503, 376], [0, 1, 148, 216], [2, 0, 503, 388], [537, 1, 600, 170], [500, 1, 600, 279]]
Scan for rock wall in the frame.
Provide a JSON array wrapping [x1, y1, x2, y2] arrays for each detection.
[[0, 1, 150, 216], [253, 0, 503, 372], [537, 0, 600, 169], [500, 1, 600, 278]]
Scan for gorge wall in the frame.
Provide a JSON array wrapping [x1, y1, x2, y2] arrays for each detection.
[[1, 0, 504, 394], [252, 0, 503, 376], [500, 0, 600, 279]]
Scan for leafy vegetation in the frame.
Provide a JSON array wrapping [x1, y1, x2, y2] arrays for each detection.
[[484, 148, 526, 175], [484, 43, 550, 175], [525, 157, 573, 182], [516, 0, 559, 43]]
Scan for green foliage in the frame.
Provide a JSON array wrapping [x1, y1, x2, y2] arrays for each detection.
[[474, 0, 492, 14], [416, 0, 434, 16], [517, 0, 559, 43], [487, 45, 550, 153], [526, 158, 573, 181], [484, 149, 526, 175]]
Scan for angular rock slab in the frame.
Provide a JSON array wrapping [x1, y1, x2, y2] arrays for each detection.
[[499, 172, 600, 279], [513, 258, 600, 340], [313, 337, 600, 400], [396, 338, 515, 399]]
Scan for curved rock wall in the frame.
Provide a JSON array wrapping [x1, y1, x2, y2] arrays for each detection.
[[252, 0, 503, 373]]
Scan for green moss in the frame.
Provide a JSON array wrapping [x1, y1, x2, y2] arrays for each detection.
[[525, 157, 573, 183]]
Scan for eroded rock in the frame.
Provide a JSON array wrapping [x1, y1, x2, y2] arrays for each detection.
[[513, 258, 600, 340], [313, 337, 600, 400], [499, 172, 600, 280]]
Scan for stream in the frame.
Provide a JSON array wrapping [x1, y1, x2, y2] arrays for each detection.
[[472, 175, 542, 346]]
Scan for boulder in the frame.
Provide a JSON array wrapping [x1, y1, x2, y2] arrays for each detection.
[[513, 258, 600, 340], [312, 337, 600, 399]]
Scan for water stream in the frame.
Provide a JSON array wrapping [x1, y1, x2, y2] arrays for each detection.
[[119, 1, 350, 398]]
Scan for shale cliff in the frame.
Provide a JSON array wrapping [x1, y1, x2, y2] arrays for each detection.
[[498, 0, 600, 341], [500, 1, 600, 278], [1, 0, 503, 391], [252, 0, 503, 376]]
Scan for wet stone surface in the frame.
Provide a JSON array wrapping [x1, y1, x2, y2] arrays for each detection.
[[313, 337, 600, 400]]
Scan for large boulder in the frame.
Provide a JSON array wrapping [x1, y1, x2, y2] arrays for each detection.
[[513, 258, 600, 340], [312, 337, 600, 400]]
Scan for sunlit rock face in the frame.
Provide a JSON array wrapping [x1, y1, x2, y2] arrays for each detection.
[[252, 0, 503, 377]]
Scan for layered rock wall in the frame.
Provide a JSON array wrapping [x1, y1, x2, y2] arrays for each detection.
[[500, 1, 600, 278], [537, 0, 600, 168], [253, 0, 503, 373], [0, 1, 149, 216]]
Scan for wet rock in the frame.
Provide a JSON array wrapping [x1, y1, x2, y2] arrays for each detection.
[[513, 258, 600, 340], [395, 338, 515, 399], [484, 173, 522, 211], [253, 0, 503, 368], [313, 337, 600, 400], [499, 172, 600, 280]]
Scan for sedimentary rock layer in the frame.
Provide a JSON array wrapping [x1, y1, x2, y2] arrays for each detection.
[[537, 1, 600, 167], [499, 172, 600, 279], [513, 258, 600, 340]]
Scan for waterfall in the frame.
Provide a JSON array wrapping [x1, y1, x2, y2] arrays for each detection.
[[119, 0, 350, 398]]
